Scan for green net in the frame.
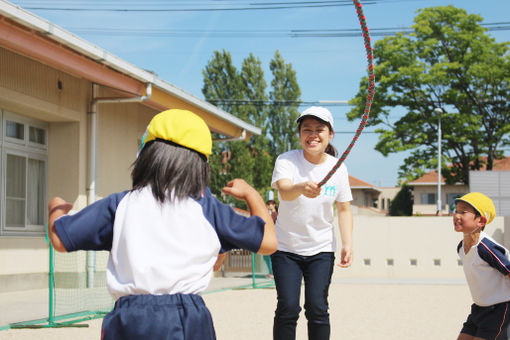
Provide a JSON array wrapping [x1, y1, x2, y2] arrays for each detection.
[[52, 249, 113, 321]]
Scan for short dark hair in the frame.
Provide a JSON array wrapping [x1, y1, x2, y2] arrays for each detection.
[[131, 139, 210, 202]]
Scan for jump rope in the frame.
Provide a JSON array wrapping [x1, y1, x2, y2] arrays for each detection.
[[318, 0, 375, 188]]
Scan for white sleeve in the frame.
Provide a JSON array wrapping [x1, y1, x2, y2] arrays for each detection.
[[271, 152, 296, 188]]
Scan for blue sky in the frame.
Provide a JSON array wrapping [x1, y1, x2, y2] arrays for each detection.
[[14, 0, 510, 186]]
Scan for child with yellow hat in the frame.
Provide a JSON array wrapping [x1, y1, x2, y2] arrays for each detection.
[[46, 109, 277, 340], [453, 192, 510, 340]]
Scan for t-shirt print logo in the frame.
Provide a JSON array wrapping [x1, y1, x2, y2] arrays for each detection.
[[322, 185, 336, 197]]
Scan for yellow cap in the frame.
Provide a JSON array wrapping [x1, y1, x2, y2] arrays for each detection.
[[141, 109, 212, 158], [456, 192, 496, 224]]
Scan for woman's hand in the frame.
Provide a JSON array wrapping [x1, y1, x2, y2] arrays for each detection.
[[337, 246, 353, 268], [300, 181, 321, 198], [276, 179, 321, 201]]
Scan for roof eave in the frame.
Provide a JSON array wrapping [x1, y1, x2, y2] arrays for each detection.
[[0, 1, 260, 137]]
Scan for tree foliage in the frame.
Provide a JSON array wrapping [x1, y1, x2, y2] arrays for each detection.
[[347, 6, 510, 184], [269, 50, 302, 156], [389, 184, 413, 216], [202, 49, 301, 207]]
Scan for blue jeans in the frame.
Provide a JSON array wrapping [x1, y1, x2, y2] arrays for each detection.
[[271, 251, 335, 340]]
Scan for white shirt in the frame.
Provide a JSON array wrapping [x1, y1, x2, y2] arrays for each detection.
[[271, 150, 352, 256], [458, 231, 510, 306], [55, 187, 265, 301]]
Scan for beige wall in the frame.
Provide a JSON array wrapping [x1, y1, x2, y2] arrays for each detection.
[[4, 214, 508, 291], [377, 187, 400, 211], [334, 215, 508, 281], [96, 99, 156, 197], [350, 189, 366, 207], [351, 189, 381, 208]]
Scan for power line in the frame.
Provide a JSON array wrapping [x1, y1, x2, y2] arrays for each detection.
[[16, 0, 375, 12], [206, 99, 351, 106], [61, 22, 510, 38]]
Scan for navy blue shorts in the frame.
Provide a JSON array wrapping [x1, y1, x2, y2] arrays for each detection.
[[101, 294, 216, 340], [460, 301, 510, 340]]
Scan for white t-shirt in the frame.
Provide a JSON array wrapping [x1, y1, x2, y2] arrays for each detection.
[[271, 150, 353, 256], [55, 187, 265, 301], [458, 231, 510, 306]]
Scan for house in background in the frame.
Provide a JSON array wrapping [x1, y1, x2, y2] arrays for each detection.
[[0, 2, 260, 292], [349, 176, 381, 209], [409, 157, 510, 215], [348, 176, 399, 215]]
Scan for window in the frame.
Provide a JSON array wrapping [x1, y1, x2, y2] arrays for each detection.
[[447, 193, 464, 213], [6, 120, 24, 140], [421, 193, 436, 204], [1, 111, 48, 235]]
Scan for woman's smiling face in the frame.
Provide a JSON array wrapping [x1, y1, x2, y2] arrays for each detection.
[[299, 117, 333, 162]]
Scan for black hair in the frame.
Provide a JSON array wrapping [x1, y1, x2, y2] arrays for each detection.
[[297, 116, 338, 157], [131, 139, 210, 203]]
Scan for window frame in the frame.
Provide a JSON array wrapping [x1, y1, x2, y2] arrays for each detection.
[[420, 192, 436, 205], [1, 110, 48, 236]]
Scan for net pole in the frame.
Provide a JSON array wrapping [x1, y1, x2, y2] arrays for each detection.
[[251, 253, 256, 288], [48, 242, 55, 326]]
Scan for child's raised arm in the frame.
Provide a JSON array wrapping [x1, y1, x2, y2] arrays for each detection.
[[47, 197, 73, 252], [222, 179, 277, 255]]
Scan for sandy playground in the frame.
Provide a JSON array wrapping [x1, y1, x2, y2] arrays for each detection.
[[1, 275, 473, 340]]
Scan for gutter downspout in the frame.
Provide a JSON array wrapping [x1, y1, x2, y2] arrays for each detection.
[[86, 83, 152, 288], [212, 129, 246, 142]]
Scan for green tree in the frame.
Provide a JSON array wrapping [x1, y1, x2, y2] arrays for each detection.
[[202, 49, 302, 207], [202, 49, 243, 113], [240, 54, 273, 192], [347, 6, 510, 184], [269, 50, 302, 156], [202, 50, 246, 202], [389, 184, 413, 216]]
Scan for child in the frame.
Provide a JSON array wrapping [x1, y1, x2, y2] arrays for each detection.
[[454, 192, 510, 340], [47, 109, 277, 340]]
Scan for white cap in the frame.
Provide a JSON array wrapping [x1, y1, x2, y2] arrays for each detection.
[[296, 106, 334, 130]]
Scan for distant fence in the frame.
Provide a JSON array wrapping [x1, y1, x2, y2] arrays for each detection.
[[223, 249, 252, 273]]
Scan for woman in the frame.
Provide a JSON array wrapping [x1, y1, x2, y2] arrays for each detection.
[[270, 106, 354, 340]]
